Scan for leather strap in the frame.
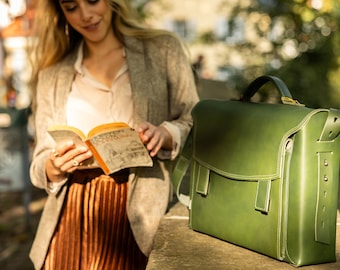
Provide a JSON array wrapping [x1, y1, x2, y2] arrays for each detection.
[[314, 109, 340, 243], [319, 108, 340, 142], [315, 152, 334, 244], [171, 132, 192, 207], [255, 180, 271, 213], [196, 165, 210, 196], [241, 75, 293, 101]]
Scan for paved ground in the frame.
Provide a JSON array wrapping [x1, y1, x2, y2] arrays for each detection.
[[0, 186, 46, 270]]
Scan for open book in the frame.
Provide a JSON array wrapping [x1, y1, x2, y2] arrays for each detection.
[[48, 122, 153, 175]]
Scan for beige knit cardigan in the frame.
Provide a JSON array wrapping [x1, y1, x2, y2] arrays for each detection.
[[29, 35, 199, 270]]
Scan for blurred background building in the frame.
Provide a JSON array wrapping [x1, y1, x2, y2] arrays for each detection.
[[0, 0, 35, 109]]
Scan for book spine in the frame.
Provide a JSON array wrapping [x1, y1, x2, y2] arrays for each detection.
[[85, 141, 111, 175]]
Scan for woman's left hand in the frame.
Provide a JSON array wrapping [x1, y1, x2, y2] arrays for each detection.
[[137, 122, 173, 157]]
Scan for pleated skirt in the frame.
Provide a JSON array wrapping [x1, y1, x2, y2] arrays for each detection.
[[43, 168, 148, 270]]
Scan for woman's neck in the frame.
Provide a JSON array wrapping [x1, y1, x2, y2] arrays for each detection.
[[83, 34, 122, 60], [81, 34, 126, 88]]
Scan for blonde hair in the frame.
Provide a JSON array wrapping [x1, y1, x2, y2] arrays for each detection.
[[30, 0, 176, 89]]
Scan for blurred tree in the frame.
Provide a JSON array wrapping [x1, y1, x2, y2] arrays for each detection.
[[222, 0, 340, 108], [131, 0, 160, 21]]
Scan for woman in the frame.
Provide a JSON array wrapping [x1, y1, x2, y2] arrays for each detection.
[[29, 0, 199, 269]]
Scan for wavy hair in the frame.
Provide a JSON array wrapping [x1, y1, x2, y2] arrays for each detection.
[[30, 0, 175, 89]]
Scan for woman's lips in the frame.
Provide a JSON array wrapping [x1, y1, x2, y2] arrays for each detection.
[[84, 21, 100, 31]]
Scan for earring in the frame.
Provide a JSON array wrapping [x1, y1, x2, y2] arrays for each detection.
[[65, 23, 69, 36]]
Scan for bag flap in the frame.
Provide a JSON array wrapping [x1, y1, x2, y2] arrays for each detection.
[[192, 99, 327, 181]]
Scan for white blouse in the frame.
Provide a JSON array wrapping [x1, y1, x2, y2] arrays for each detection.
[[66, 43, 180, 160], [66, 43, 133, 134]]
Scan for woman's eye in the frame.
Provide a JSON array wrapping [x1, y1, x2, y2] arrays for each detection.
[[65, 6, 77, 11], [63, 4, 77, 12], [88, 0, 99, 4]]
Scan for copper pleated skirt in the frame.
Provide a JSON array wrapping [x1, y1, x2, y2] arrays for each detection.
[[43, 168, 148, 270]]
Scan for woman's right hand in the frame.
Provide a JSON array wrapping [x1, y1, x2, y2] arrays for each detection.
[[46, 140, 93, 183]]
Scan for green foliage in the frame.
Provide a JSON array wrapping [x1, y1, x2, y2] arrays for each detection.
[[131, 0, 159, 21], [272, 39, 334, 108], [224, 0, 340, 108], [196, 31, 216, 44]]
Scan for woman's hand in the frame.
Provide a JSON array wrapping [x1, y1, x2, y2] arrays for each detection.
[[137, 122, 173, 157], [46, 140, 93, 183]]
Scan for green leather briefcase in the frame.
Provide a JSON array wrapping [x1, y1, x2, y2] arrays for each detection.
[[172, 75, 340, 267]]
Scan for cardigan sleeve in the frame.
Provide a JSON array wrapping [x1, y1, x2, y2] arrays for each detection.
[[165, 35, 199, 151], [157, 120, 181, 160], [30, 67, 69, 195]]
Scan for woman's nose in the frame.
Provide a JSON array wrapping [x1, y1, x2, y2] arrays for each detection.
[[79, 5, 93, 22]]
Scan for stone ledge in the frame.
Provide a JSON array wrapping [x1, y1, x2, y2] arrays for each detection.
[[146, 202, 340, 270]]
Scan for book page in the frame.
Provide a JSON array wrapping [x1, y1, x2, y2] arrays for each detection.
[[48, 129, 85, 145], [88, 127, 153, 174], [87, 122, 129, 138], [48, 125, 86, 140], [47, 128, 96, 167]]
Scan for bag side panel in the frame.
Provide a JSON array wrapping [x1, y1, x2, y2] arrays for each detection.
[[284, 112, 339, 266]]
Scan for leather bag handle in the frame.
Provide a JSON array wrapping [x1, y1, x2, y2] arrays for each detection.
[[171, 131, 192, 207], [241, 75, 302, 105]]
